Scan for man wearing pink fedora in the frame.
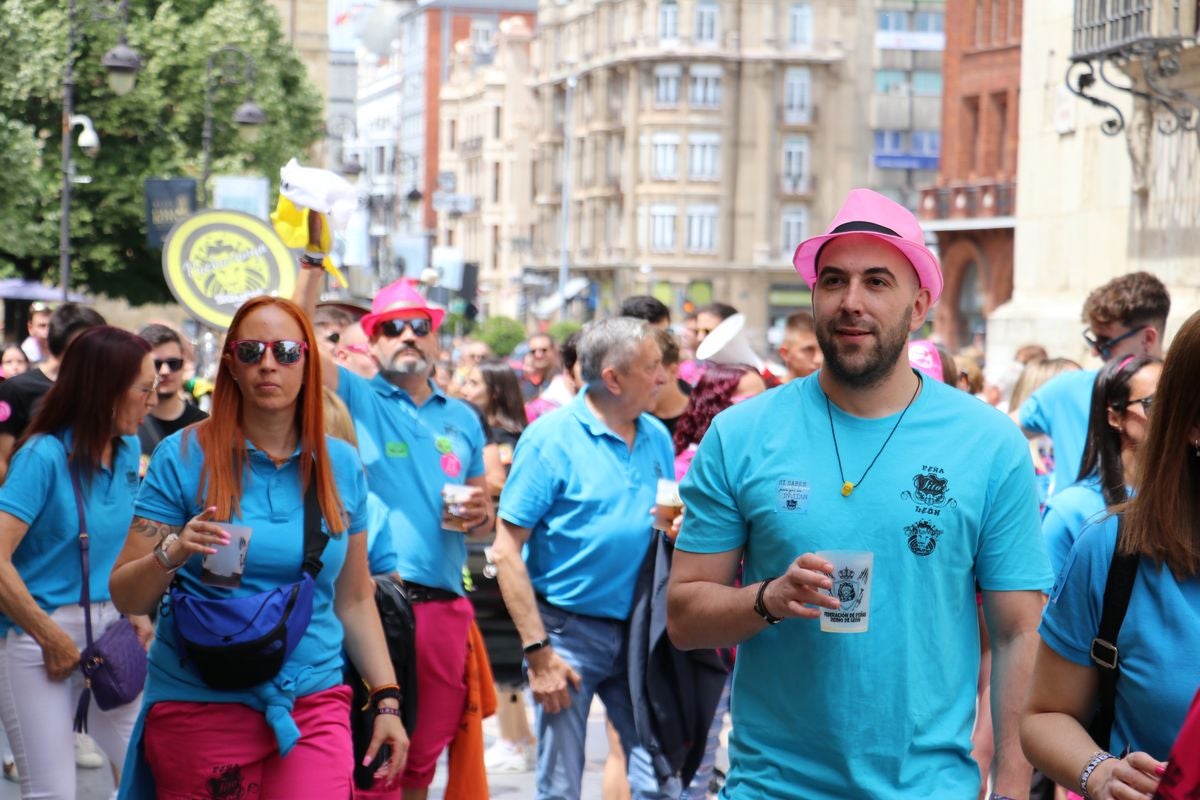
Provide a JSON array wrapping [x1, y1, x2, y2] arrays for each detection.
[[667, 189, 1051, 799], [297, 263, 493, 799]]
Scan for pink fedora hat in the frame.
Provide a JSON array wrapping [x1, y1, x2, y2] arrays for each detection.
[[792, 189, 943, 303], [359, 278, 446, 338]]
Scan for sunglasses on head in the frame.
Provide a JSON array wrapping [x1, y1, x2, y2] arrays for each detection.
[[379, 317, 432, 338], [1082, 325, 1147, 360], [227, 339, 308, 366], [154, 357, 184, 373]]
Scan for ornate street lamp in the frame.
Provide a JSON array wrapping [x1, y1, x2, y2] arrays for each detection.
[[200, 45, 267, 206]]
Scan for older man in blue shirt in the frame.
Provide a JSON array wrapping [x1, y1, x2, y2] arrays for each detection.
[[494, 317, 677, 800]]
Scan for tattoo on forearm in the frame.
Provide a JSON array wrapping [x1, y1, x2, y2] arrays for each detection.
[[130, 517, 180, 540]]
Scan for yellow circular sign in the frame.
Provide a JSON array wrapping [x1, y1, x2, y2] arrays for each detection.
[[162, 210, 296, 330]]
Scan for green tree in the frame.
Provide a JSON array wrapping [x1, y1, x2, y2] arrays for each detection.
[[0, 0, 323, 304], [547, 320, 581, 344], [475, 316, 526, 358]]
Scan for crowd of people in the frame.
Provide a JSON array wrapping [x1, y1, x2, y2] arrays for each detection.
[[0, 187, 1194, 800]]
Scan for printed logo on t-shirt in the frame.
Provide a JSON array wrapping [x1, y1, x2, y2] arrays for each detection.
[[900, 466, 958, 516], [904, 518, 943, 556], [775, 479, 809, 513], [126, 470, 139, 491], [386, 441, 410, 458]]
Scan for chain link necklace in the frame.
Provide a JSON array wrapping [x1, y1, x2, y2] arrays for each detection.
[[824, 376, 921, 497]]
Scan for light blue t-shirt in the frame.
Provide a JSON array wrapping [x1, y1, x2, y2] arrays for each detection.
[[135, 430, 369, 694], [499, 390, 675, 620], [1019, 369, 1098, 498], [365, 492, 395, 575], [1041, 477, 1107, 578], [337, 368, 486, 595], [0, 430, 141, 636], [677, 373, 1053, 799], [1041, 515, 1200, 759]]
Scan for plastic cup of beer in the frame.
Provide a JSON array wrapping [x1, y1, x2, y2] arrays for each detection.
[[814, 550, 874, 633], [653, 479, 683, 535], [441, 484, 475, 531]]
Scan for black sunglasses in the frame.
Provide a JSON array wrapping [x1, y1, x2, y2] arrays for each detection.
[[154, 357, 184, 373], [227, 339, 308, 366], [1113, 394, 1154, 414], [1082, 325, 1147, 360], [379, 318, 432, 338]]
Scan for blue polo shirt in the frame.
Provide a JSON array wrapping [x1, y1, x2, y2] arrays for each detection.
[[0, 430, 141, 636], [1019, 369, 1097, 497], [136, 430, 368, 692], [1041, 476, 1106, 578], [337, 367, 486, 595], [499, 390, 675, 620]]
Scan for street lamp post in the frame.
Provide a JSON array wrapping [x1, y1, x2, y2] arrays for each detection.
[[558, 73, 577, 318], [200, 46, 267, 207], [59, 0, 142, 301]]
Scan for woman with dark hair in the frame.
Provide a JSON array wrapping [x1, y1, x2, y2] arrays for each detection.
[[1021, 308, 1200, 800], [1040, 354, 1161, 576], [0, 344, 28, 379], [460, 357, 536, 773], [0, 326, 155, 798], [108, 297, 407, 797], [673, 364, 766, 479]]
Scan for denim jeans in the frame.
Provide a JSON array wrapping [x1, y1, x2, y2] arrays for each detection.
[[533, 598, 680, 800]]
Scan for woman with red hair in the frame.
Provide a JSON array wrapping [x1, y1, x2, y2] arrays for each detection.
[[673, 364, 767, 480], [109, 297, 407, 798]]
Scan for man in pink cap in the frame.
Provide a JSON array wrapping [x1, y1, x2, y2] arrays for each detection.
[[667, 189, 1051, 799], [296, 256, 492, 799]]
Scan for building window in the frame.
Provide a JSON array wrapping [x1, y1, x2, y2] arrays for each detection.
[[696, 0, 719, 43], [493, 106, 502, 139], [659, 0, 679, 41], [492, 162, 501, 202], [910, 130, 940, 156], [874, 69, 908, 94], [787, 3, 813, 48], [780, 205, 808, 253], [688, 133, 720, 180], [781, 136, 809, 189], [877, 10, 910, 31], [654, 65, 682, 107], [650, 204, 677, 252], [471, 20, 496, 52], [915, 11, 944, 33], [651, 132, 679, 179], [689, 66, 722, 109], [686, 205, 718, 252], [783, 67, 812, 123], [912, 71, 943, 96], [873, 130, 905, 154]]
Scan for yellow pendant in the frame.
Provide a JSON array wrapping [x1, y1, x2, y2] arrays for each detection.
[[841, 482, 854, 497]]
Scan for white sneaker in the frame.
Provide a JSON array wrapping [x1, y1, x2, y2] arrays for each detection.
[[74, 733, 105, 769], [484, 739, 534, 774]]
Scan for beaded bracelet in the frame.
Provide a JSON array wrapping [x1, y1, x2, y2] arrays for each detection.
[[374, 706, 401, 718], [1079, 750, 1115, 800]]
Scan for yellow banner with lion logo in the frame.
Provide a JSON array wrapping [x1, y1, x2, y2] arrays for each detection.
[[162, 210, 297, 330]]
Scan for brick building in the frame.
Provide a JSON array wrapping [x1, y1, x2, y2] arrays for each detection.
[[918, 0, 1021, 349]]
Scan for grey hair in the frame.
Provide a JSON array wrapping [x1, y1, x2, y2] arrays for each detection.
[[579, 317, 651, 386]]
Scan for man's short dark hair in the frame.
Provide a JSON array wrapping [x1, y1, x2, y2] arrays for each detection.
[[1082, 271, 1171, 331], [48, 303, 106, 357], [136, 323, 183, 350], [698, 302, 738, 321], [784, 310, 815, 336], [619, 295, 670, 326], [561, 332, 581, 372]]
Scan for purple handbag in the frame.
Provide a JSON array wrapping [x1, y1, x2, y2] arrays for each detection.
[[68, 464, 148, 732]]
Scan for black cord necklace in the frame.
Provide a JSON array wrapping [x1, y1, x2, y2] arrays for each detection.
[[825, 375, 921, 497]]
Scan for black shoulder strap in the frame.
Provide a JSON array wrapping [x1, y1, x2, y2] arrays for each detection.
[[301, 478, 329, 578], [1088, 515, 1139, 751]]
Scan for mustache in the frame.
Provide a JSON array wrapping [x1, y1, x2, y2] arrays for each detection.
[[828, 314, 878, 333]]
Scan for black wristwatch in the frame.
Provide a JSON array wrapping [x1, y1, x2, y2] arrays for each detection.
[[754, 577, 783, 625], [522, 638, 551, 655]]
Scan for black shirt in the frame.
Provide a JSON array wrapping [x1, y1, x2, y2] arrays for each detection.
[[137, 402, 209, 455], [0, 368, 54, 437]]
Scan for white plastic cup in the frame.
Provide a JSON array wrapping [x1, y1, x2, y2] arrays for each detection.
[[653, 479, 683, 533], [441, 484, 475, 531], [814, 550, 874, 634]]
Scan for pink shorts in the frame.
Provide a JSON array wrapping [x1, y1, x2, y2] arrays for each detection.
[[355, 595, 473, 795], [144, 684, 353, 800]]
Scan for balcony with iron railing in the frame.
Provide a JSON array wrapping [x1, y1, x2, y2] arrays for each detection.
[[1071, 0, 1197, 60], [918, 181, 1016, 224]]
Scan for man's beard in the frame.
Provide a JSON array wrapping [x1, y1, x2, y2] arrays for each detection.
[[816, 305, 913, 389], [380, 347, 429, 382]]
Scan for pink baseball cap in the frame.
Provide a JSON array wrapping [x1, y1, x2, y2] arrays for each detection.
[[359, 279, 446, 338], [792, 189, 943, 303]]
